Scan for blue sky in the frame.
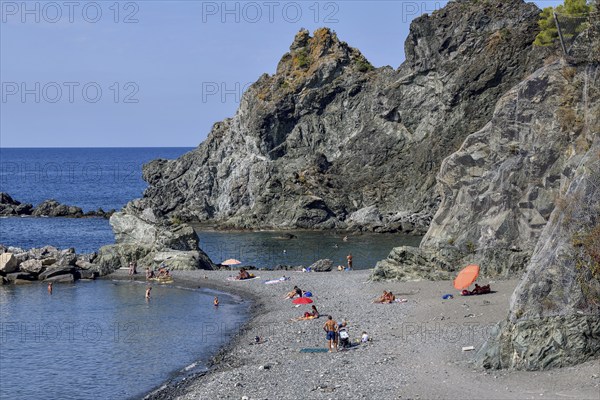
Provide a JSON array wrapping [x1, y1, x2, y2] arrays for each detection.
[[0, 0, 562, 147]]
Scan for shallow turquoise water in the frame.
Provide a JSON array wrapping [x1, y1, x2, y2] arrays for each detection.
[[0, 280, 248, 400]]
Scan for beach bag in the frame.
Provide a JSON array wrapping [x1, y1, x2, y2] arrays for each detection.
[[304, 291, 312, 297]]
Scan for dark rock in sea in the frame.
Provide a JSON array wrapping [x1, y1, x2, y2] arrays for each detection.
[[123, 0, 546, 233], [0, 192, 33, 216], [32, 199, 84, 217], [0, 193, 114, 218], [310, 259, 333, 272]]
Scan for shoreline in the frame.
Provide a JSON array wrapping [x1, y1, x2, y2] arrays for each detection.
[[105, 270, 266, 400], [122, 269, 599, 400]]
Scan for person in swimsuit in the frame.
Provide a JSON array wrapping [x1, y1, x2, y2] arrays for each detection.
[[347, 253, 353, 269], [213, 296, 219, 306], [47, 282, 53, 295], [323, 316, 338, 352], [145, 287, 152, 300]]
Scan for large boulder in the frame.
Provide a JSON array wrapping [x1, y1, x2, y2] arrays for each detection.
[[92, 211, 216, 275], [0, 253, 18, 274], [18, 259, 44, 274], [309, 259, 333, 272]]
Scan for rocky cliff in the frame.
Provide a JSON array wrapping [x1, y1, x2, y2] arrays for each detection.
[[126, 0, 545, 233], [373, 9, 599, 280], [374, 9, 600, 370]]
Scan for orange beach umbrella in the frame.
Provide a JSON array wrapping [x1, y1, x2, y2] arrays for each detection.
[[453, 264, 480, 290]]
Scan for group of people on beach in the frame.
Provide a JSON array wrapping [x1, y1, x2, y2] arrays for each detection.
[[461, 283, 491, 296], [145, 265, 171, 280]]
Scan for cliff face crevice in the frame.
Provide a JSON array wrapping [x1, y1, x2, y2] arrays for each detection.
[[126, 0, 545, 233]]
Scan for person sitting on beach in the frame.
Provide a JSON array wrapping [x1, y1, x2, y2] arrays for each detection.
[[361, 331, 369, 343], [284, 286, 303, 299], [373, 291, 389, 303], [461, 289, 472, 296], [304, 305, 320, 318], [293, 305, 320, 321], [238, 268, 251, 280], [374, 291, 395, 304]]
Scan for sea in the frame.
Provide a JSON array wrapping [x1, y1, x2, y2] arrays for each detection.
[[0, 147, 421, 399]]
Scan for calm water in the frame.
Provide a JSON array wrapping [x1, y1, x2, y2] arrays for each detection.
[[197, 230, 421, 269], [0, 147, 193, 212], [0, 280, 248, 400]]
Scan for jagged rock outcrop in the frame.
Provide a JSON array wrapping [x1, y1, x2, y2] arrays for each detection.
[[0, 193, 114, 218], [0, 193, 33, 215], [93, 209, 215, 275], [126, 0, 545, 233], [373, 57, 599, 279]]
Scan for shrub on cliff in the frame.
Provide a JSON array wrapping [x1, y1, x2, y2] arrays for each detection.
[[533, 0, 593, 47]]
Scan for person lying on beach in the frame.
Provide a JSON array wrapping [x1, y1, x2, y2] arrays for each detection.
[[284, 286, 303, 299], [373, 291, 395, 303], [462, 284, 492, 296], [292, 305, 320, 321]]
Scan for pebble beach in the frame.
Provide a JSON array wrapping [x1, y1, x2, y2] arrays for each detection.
[[113, 269, 600, 400]]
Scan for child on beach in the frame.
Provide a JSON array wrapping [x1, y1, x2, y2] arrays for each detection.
[[361, 331, 369, 343]]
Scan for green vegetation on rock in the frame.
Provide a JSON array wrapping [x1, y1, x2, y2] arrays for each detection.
[[533, 0, 593, 47]]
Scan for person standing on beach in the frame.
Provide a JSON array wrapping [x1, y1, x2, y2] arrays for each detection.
[[47, 282, 53, 295], [145, 287, 152, 300], [323, 316, 338, 352], [346, 253, 353, 270]]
